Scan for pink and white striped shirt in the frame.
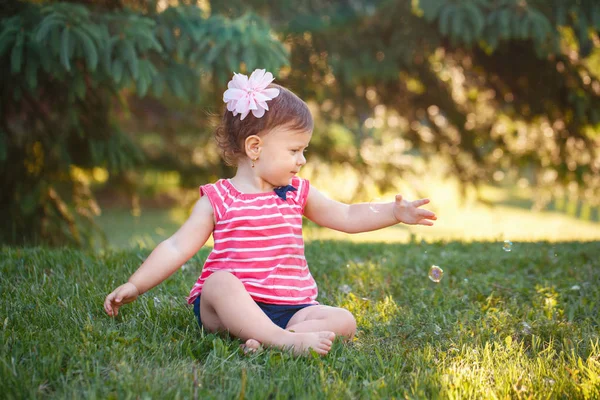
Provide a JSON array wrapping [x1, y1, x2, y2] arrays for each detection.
[[187, 177, 319, 305]]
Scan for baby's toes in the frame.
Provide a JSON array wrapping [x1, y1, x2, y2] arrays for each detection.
[[319, 331, 336, 341], [240, 339, 262, 354]]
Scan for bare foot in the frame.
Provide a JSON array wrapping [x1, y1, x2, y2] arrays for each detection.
[[240, 338, 262, 354], [276, 331, 335, 356]]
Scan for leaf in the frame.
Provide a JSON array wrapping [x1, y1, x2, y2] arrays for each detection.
[[135, 59, 155, 97], [112, 58, 123, 84], [72, 26, 98, 71], [529, 10, 551, 48], [451, 8, 464, 42], [519, 14, 530, 40], [136, 75, 149, 97], [122, 40, 139, 80], [593, 3, 600, 29], [168, 74, 185, 99], [158, 25, 174, 52], [484, 11, 500, 50], [137, 29, 163, 53], [419, 0, 445, 23], [555, 1, 568, 26], [34, 15, 67, 42], [205, 41, 225, 64], [25, 52, 39, 90], [10, 30, 25, 74], [77, 22, 103, 42], [463, 3, 485, 38], [575, 8, 590, 46], [0, 26, 19, 58], [439, 5, 455, 36], [103, 36, 119, 74], [498, 8, 511, 39], [60, 27, 71, 71], [463, 25, 474, 47]]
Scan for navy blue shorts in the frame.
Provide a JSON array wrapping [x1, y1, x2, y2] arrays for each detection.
[[192, 296, 315, 330]]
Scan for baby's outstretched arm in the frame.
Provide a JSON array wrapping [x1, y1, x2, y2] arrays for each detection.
[[304, 187, 436, 234], [104, 196, 214, 317]]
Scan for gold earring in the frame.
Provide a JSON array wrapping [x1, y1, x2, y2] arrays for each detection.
[[251, 158, 257, 168]]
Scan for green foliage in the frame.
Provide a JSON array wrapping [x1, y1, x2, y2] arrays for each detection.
[[419, 0, 555, 53], [2, 0, 600, 247], [1, 241, 599, 397], [0, 1, 287, 246], [270, 0, 600, 202]]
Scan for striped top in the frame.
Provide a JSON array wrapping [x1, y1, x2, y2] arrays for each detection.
[[187, 177, 318, 305]]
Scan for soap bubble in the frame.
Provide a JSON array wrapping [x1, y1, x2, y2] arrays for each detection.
[[503, 240, 513, 252], [339, 284, 352, 294], [428, 265, 444, 282], [520, 321, 532, 335], [544, 377, 555, 386], [368, 198, 382, 213]]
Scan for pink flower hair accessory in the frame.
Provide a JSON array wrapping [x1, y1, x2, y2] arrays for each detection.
[[223, 69, 280, 120]]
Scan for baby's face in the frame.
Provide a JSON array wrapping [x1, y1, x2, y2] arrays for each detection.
[[257, 124, 312, 187]]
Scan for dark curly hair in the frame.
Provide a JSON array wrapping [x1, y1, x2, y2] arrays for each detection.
[[215, 84, 313, 166]]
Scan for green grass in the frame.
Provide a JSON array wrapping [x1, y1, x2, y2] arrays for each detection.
[[2, 241, 599, 399]]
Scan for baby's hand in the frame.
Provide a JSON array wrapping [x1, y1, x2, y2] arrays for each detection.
[[392, 194, 437, 226], [104, 282, 140, 317]]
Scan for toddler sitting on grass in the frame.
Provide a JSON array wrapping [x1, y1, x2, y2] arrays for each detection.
[[104, 69, 437, 355]]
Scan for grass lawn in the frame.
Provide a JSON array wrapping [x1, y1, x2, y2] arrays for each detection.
[[1, 241, 599, 398]]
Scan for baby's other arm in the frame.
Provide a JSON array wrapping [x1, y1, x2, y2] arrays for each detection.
[[304, 187, 436, 234], [104, 196, 214, 316]]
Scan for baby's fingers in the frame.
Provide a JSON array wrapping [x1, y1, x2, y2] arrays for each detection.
[[104, 292, 121, 317], [419, 209, 437, 219], [418, 209, 437, 225], [412, 198, 430, 207], [107, 301, 121, 317]]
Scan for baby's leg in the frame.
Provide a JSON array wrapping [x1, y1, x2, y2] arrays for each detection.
[[286, 306, 357, 340], [200, 271, 335, 355]]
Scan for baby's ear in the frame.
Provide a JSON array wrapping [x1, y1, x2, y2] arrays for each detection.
[[244, 135, 262, 158]]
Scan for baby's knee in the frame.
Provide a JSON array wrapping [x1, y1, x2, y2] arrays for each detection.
[[337, 308, 357, 338], [202, 271, 244, 295]]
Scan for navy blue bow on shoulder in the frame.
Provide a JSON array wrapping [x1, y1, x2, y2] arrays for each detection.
[[274, 185, 297, 200]]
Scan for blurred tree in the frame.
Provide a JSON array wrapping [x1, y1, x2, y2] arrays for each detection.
[[2, 0, 599, 247], [265, 0, 600, 206], [122, 0, 600, 212], [0, 0, 287, 245]]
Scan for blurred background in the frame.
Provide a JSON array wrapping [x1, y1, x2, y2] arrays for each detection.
[[1, 0, 599, 249]]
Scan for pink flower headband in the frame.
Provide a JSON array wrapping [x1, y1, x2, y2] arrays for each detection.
[[223, 69, 280, 120]]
